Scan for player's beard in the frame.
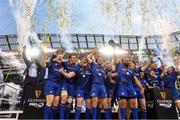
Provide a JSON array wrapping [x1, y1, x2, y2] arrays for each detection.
[[123, 62, 129, 68]]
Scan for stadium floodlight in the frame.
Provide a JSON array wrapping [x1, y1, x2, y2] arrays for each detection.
[[99, 46, 128, 56], [114, 48, 128, 55], [26, 48, 40, 58], [43, 47, 56, 53], [99, 46, 113, 56], [133, 51, 144, 54]]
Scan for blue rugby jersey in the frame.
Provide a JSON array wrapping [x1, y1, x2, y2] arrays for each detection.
[[47, 61, 62, 83], [148, 76, 162, 88], [61, 60, 80, 84], [91, 62, 107, 84], [116, 64, 135, 85], [75, 66, 92, 90], [133, 69, 148, 90], [164, 72, 177, 88]]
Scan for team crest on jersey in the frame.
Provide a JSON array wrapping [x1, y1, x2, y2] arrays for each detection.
[[91, 93, 96, 96]]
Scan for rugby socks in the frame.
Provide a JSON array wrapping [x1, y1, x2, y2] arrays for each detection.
[[92, 107, 97, 120], [108, 108, 112, 118], [59, 103, 65, 119], [85, 108, 91, 119], [65, 107, 71, 119], [141, 109, 147, 119], [104, 108, 111, 119], [97, 108, 101, 119], [75, 107, 81, 119], [44, 105, 51, 120], [131, 108, 138, 119], [50, 106, 58, 119], [120, 108, 126, 120]]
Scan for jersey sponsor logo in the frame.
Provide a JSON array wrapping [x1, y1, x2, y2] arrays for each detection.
[[91, 92, 96, 96], [54, 69, 59, 72]]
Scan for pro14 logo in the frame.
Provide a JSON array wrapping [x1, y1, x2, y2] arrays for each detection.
[[159, 103, 172, 108], [29, 103, 44, 108]]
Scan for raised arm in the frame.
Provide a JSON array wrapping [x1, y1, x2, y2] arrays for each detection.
[[22, 46, 30, 65], [40, 51, 49, 68], [141, 61, 151, 72], [86, 51, 95, 64], [149, 51, 154, 64]]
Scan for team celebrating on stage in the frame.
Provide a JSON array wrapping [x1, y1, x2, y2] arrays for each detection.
[[41, 48, 180, 120]]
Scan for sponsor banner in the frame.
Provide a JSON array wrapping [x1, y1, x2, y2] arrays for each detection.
[[20, 85, 45, 119], [145, 88, 177, 119]]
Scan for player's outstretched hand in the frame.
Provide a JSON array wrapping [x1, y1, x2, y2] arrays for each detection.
[[59, 67, 64, 73]]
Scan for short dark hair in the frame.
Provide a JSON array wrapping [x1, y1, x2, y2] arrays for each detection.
[[170, 66, 175, 71], [68, 54, 76, 59], [51, 55, 56, 61]]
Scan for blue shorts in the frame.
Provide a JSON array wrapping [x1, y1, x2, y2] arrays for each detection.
[[170, 88, 180, 101], [135, 87, 145, 99], [44, 81, 61, 96], [118, 84, 137, 99], [76, 88, 91, 99], [61, 82, 75, 97], [91, 83, 107, 98]]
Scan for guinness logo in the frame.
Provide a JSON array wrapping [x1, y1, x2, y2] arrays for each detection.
[[160, 92, 166, 99], [35, 90, 41, 99]]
